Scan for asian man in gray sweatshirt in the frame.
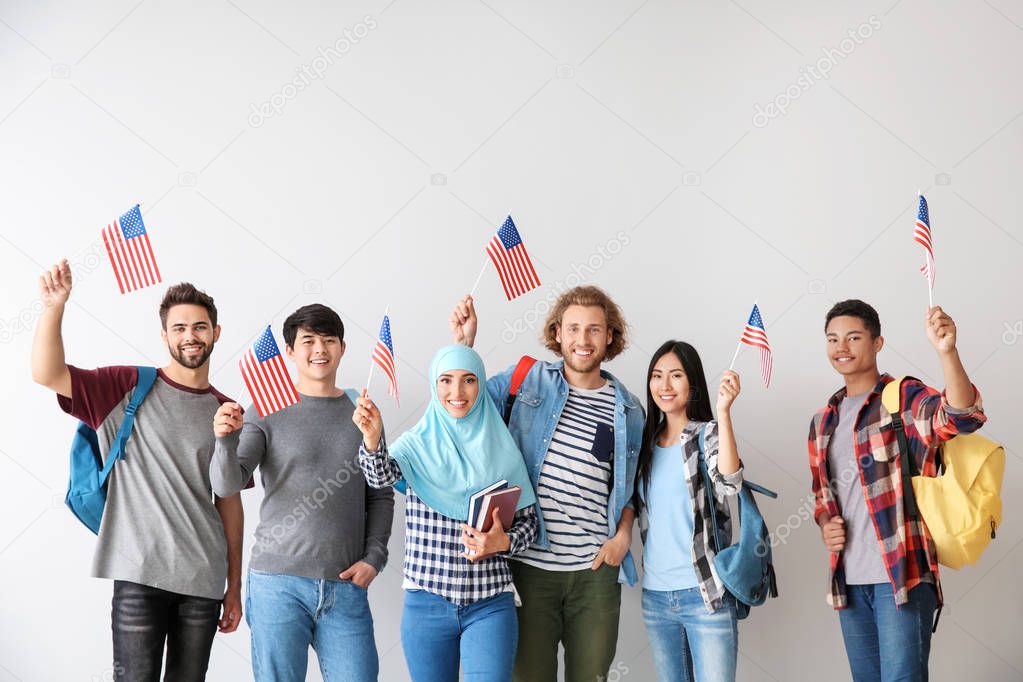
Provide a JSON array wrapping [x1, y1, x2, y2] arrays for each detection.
[[211, 304, 394, 682]]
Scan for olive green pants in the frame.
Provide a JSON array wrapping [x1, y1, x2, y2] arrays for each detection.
[[511, 560, 622, 682]]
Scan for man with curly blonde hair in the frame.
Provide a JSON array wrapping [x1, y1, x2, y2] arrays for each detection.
[[451, 285, 644, 682]]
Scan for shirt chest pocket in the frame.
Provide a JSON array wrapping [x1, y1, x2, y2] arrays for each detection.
[[865, 417, 900, 464], [513, 390, 543, 420]]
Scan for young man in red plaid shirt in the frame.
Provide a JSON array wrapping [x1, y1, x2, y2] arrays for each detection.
[[808, 299, 986, 682]]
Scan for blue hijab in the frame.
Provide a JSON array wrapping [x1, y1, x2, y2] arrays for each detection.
[[388, 345, 536, 521]]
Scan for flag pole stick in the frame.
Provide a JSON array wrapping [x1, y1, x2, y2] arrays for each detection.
[[469, 257, 489, 296], [728, 299, 757, 371], [728, 343, 744, 370], [366, 305, 390, 390], [728, 341, 742, 371]]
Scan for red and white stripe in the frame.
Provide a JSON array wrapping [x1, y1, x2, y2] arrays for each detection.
[[741, 326, 773, 388], [486, 238, 541, 301], [913, 218, 933, 255], [239, 349, 300, 418], [919, 251, 935, 289], [372, 342, 399, 404], [915, 219, 935, 290], [102, 221, 162, 295]]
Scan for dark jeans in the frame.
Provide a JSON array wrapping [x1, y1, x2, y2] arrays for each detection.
[[838, 582, 938, 682], [510, 561, 622, 682], [112, 580, 221, 682]]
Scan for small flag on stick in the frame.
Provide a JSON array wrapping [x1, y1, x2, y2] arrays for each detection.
[[369, 313, 399, 405], [102, 204, 162, 294], [728, 302, 773, 388], [240, 326, 300, 417], [914, 193, 934, 306], [472, 216, 541, 300]]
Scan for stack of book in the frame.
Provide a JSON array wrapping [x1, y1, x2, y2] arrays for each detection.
[[468, 480, 521, 534]]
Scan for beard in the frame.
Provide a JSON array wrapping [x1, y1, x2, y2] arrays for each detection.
[[561, 344, 605, 374], [169, 341, 214, 369]]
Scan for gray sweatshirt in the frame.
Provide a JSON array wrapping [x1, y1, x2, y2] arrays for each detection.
[[212, 393, 394, 579]]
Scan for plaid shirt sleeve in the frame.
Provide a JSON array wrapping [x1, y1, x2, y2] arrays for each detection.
[[903, 380, 986, 458], [503, 504, 539, 556], [807, 414, 830, 525], [703, 420, 744, 504], [358, 441, 402, 488]]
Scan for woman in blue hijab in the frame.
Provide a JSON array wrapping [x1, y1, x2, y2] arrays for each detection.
[[353, 344, 538, 682]]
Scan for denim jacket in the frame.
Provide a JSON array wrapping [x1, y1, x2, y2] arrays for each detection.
[[486, 358, 645, 586]]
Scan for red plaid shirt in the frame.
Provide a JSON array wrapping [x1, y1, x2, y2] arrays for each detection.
[[808, 373, 986, 609]]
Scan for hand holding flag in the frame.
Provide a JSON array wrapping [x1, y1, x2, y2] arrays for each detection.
[[239, 326, 300, 417], [351, 388, 384, 452]]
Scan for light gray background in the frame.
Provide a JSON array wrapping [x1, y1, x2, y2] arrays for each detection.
[[1, 1, 1021, 680]]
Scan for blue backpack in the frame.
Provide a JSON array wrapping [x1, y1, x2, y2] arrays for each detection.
[[695, 423, 779, 619], [65, 366, 158, 534]]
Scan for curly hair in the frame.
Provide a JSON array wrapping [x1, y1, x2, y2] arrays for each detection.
[[542, 285, 628, 360]]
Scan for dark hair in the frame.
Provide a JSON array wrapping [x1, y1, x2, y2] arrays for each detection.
[[159, 283, 217, 328], [282, 304, 344, 348], [635, 340, 713, 514], [825, 299, 881, 338], [542, 285, 628, 361]]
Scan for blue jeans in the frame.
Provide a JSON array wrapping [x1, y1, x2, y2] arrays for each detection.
[[400, 589, 517, 682], [246, 569, 378, 682], [838, 582, 938, 682], [642, 587, 738, 682]]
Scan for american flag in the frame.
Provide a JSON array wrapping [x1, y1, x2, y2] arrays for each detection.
[[372, 314, 399, 404], [914, 194, 934, 290], [740, 303, 773, 388], [486, 216, 541, 300], [239, 326, 300, 418], [102, 204, 162, 294]]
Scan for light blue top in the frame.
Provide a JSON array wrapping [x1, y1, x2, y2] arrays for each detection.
[[640, 443, 699, 591], [389, 345, 536, 521], [486, 358, 644, 586]]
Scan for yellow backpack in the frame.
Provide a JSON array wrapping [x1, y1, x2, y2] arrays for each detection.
[[882, 376, 1004, 570]]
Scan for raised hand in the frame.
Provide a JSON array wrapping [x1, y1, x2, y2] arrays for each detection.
[[716, 370, 741, 415], [213, 402, 243, 438], [449, 294, 478, 347], [925, 306, 957, 354], [352, 389, 383, 451], [39, 259, 72, 309]]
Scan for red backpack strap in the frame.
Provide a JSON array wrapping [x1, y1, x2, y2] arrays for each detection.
[[504, 355, 537, 424]]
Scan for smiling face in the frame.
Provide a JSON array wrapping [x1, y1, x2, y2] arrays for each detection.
[[162, 304, 219, 369], [436, 369, 479, 418], [286, 327, 345, 383], [649, 351, 690, 417], [825, 315, 883, 377], [556, 305, 612, 375]]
